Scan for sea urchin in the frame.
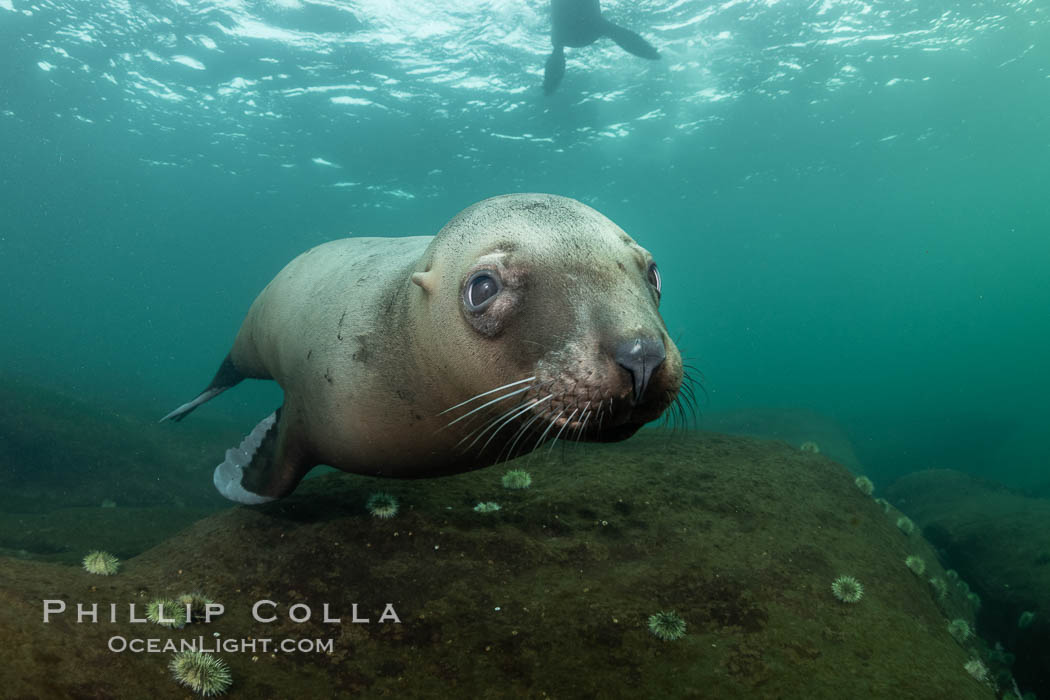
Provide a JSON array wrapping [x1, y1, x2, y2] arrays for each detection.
[[501, 469, 532, 490], [147, 599, 188, 629], [905, 555, 926, 576], [854, 476, 874, 495], [169, 650, 232, 696], [365, 492, 399, 519], [82, 551, 120, 576], [896, 516, 915, 535], [948, 618, 972, 643], [648, 611, 687, 641], [831, 575, 864, 604], [177, 592, 215, 622]]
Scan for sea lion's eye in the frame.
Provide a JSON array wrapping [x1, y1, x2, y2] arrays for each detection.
[[465, 271, 500, 311], [647, 262, 661, 296]]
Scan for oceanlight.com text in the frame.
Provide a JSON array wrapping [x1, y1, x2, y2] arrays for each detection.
[[108, 635, 336, 655]]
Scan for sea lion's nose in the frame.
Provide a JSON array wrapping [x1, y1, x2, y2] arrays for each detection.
[[615, 337, 666, 403]]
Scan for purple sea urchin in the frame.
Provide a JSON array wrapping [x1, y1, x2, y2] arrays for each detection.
[[365, 492, 399, 519], [82, 551, 119, 576], [648, 611, 686, 640], [831, 575, 863, 603], [169, 650, 232, 696]]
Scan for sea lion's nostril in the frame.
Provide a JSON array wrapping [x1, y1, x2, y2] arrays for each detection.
[[615, 337, 666, 403]]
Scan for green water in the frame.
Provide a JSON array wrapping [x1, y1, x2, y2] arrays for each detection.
[[2, 2, 1050, 697], [1, 3, 1048, 496]]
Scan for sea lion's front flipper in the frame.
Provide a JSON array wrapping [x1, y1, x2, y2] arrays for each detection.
[[213, 406, 312, 504], [601, 21, 660, 60], [543, 45, 566, 94]]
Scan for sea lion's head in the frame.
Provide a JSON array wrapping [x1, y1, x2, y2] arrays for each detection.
[[411, 193, 689, 461]]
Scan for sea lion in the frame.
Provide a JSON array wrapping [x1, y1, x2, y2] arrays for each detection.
[[162, 194, 686, 504], [543, 0, 660, 94]]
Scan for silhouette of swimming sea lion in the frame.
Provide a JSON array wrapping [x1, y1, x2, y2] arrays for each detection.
[[544, 0, 660, 94]]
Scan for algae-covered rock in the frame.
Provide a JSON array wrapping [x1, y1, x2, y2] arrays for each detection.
[[887, 469, 1050, 695], [0, 434, 994, 698]]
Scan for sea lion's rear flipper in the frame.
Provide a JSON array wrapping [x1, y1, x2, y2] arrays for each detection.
[[544, 45, 566, 94], [160, 355, 244, 423], [213, 406, 312, 505], [601, 21, 660, 60]]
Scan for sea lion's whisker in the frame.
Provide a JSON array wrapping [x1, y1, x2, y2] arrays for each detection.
[[456, 400, 529, 450], [530, 409, 565, 459], [460, 394, 546, 453], [547, 408, 578, 455], [440, 384, 534, 431], [502, 400, 552, 463], [438, 376, 537, 416], [574, 409, 592, 442], [453, 398, 529, 448], [572, 403, 591, 441], [671, 394, 685, 433], [479, 396, 553, 456]]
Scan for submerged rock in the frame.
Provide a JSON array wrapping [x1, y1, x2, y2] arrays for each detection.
[[887, 469, 1050, 695], [1, 433, 993, 698]]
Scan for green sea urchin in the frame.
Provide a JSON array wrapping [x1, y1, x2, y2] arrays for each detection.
[[800, 441, 820, 453], [169, 650, 232, 696], [501, 469, 532, 490], [147, 599, 188, 629], [896, 516, 915, 535], [1018, 611, 1036, 629], [366, 492, 399, 519], [831, 575, 863, 603], [473, 501, 501, 513], [963, 658, 988, 682], [177, 592, 215, 622], [874, 497, 891, 513], [82, 550, 119, 576], [854, 476, 874, 495], [905, 555, 926, 576], [948, 618, 972, 643], [929, 577, 948, 600], [647, 611, 686, 641]]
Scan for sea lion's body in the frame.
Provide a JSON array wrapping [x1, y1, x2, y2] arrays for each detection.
[[551, 0, 605, 48], [544, 0, 660, 94], [164, 194, 686, 504], [231, 236, 459, 476]]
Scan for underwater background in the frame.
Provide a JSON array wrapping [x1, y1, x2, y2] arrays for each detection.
[[1, 0, 1049, 698]]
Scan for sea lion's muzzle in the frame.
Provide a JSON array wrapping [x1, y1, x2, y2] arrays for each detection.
[[614, 337, 666, 404]]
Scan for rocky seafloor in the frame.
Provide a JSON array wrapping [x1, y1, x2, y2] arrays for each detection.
[[0, 429, 998, 699], [888, 470, 1050, 697]]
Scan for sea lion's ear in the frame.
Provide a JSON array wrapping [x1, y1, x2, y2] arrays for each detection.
[[411, 271, 435, 294]]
